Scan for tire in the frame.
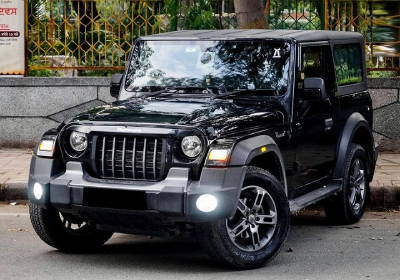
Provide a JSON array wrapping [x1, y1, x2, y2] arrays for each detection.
[[324, 143, 369, 224], [196, 166, 290, 270], [29, 203, 113, 252]]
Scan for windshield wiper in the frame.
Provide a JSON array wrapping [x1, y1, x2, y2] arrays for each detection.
[[141, 86, 223, 99], [214, 89, 276, 100], [141, 88, 177, 99]]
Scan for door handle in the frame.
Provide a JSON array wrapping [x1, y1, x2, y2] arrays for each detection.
[[295, 122, 302, 133], [325, 118, 333, 131]]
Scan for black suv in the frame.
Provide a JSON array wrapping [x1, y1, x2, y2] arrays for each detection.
[[29, 30, 378, 269]]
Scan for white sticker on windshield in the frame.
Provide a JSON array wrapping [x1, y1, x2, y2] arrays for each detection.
[[273, 48, 281, 58], [197, 52, 215, 69], [185, 47, 197, 53]]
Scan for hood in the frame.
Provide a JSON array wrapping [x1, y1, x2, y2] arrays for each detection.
[[70, 99, 285, 136]]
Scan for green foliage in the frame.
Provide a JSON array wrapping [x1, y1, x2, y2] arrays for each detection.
[[164, 0, 216, 30], [27, 0, 162, 76], [268, 0, 322, 30], [28, 56, 61, 77], [334, 44, 363, 85], [368, 71, 398, 78]]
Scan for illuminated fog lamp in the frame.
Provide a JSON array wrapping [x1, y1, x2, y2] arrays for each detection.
[[33, 182, 43, 200], [196, 194, 218, 213]]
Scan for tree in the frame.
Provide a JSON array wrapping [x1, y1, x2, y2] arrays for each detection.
[[71, 0, 99, 33], [233, 0, 268, 29]]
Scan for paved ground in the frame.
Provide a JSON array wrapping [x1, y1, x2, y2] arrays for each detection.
[[1, 149, 400, 206], [0, 204, 399, 280], [0, 149, 32, 185]]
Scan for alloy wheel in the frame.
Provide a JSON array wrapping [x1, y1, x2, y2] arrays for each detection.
[[348, 158, 366, 213], [226, 185, 277, 252]]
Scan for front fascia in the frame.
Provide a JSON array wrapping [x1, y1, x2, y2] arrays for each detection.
[[28, 157, 246, 222]]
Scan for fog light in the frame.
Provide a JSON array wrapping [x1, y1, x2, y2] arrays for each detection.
[[33, 182, 43, 200], [196, 194, 217, 213]]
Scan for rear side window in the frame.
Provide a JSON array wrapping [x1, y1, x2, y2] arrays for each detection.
[[333, 44, 363, 86]]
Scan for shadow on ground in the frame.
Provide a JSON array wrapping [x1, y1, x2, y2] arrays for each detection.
[[36, 211, 333, 273]]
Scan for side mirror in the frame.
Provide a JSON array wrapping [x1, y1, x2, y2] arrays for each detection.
[[110, 74, 123, 98], [303, 77, 327, 101]]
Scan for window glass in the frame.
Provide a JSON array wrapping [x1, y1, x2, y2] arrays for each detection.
[[300, 45, 336, 96], [333, 44, 363, 86], [125, 40, 291, 96], [301, 47, 323, 78]]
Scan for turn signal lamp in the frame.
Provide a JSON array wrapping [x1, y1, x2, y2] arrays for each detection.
[[39, 140, 55, 151], [208, 149, 229, 161], [206, 149, 230, 166]]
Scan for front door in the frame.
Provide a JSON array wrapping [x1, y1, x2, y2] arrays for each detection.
[[291, 43, 338, 192]]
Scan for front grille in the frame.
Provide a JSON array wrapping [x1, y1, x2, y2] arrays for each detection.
[[94, 136, 164, 180]]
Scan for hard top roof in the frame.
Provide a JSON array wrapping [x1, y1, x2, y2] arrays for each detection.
[[140, 29, 363, 42]]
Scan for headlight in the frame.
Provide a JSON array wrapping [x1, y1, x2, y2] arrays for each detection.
[[181, 136, 202, 158], [70, 131, 87, 152]]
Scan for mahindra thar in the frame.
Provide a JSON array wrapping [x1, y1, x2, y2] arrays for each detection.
[[29, 30, 378, 269]]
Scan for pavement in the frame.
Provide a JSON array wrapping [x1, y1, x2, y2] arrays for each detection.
[[0, 205, 399, 280], [0, 149, 400, 207]]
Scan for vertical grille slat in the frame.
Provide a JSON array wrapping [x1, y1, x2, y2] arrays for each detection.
[[111, 137, 116, 178], [153, 139, 158, 180], [101, 137, 106, 177], [121, 137, 126, 178], [95, 135, 163, 181], [132, 138, 136, 179], [142, 138, 147, 179]]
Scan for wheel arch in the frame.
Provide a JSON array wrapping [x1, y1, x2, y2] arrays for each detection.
[[229, 135, 288, 194], [334, 112, 375, 181]]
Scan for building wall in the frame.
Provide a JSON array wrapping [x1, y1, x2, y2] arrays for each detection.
[[369, 78, 400, 152], [0, 78, 115, 147], [0, 77, 399, 150]]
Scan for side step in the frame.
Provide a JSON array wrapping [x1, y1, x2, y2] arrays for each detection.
[[289, 179, 343, 212]]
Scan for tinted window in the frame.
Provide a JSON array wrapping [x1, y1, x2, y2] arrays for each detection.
[[300, 45, 336, 96], [333, 44, 363, 86]]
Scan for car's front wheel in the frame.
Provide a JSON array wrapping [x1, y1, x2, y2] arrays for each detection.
[[29, 203, 113, 252], [196, 166, 290, 269]]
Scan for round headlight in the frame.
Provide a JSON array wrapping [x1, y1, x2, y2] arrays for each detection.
[[69, 131, 87, 152], [181, 136, 202, 158]]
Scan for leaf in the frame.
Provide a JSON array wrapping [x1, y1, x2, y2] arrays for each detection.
[[8, 228, 27, 232]]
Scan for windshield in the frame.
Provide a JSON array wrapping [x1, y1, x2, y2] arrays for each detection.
[[125, 40, 291, 96]]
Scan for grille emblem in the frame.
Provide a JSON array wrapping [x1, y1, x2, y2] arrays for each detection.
[[117, 128, 142, 133]]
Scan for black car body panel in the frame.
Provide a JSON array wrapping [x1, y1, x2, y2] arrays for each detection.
[[28, 30, 378, 236]]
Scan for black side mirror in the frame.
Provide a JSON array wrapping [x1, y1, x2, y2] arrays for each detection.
[[303, 77, 327, 101], [110, 74, 123, 98]]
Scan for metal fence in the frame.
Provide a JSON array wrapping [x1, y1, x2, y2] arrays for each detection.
[[27, 0, 238, 71], [26, 0, 400, 72], [268, 0, 324, 30], [327, 0, 400, 71]]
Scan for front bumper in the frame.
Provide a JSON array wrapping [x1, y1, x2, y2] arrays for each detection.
[[28, 155, 246, 223]]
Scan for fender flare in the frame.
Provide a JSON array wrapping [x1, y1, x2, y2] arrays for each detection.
[[229, 135, 288, 194], [333, 112, 374, 179]]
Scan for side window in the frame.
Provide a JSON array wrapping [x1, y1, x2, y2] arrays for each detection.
[[333, 44, 363, 86], [301, 47, 323, 78], [299, 45, 336, 96]]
